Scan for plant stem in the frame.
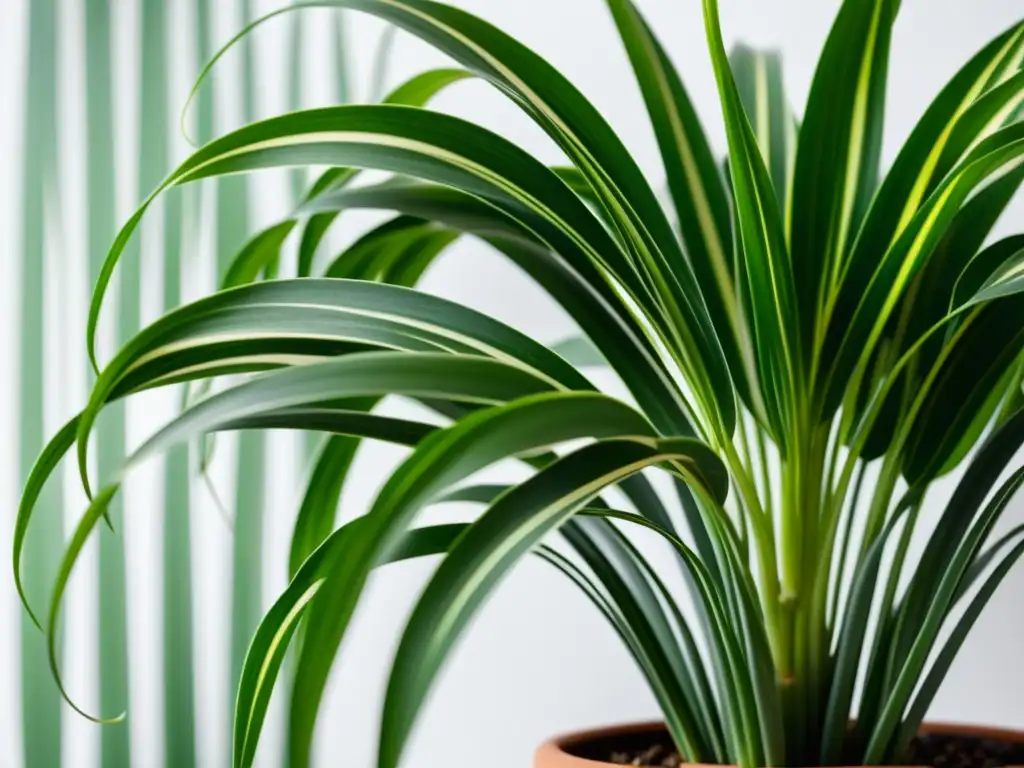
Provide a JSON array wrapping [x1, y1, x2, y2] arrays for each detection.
[[721, 441, 784, 670], [778, 408, 831, 765]]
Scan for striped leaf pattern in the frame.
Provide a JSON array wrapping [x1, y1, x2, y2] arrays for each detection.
[[13, 3, 1024, 768]]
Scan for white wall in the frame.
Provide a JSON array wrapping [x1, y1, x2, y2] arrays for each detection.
[[0, 1, 1021, 767]]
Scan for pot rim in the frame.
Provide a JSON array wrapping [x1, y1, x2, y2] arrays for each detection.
[[534, 720, 1024, 768]]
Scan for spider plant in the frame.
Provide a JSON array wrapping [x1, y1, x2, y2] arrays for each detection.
[[15, 0, 1024, 767]]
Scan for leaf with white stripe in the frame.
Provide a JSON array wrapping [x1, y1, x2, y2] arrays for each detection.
[[730, 44, 797, 233], [879, 408, 1024, 711], [281, 392, 674, 767], [702, 0, 799, 448], [821, 22, 1024, 413], [604, 0, 753, 419], [188, 0, 735, 440], [901, 296, 1024, 484], [378, 436, 726, 768], [78, 278, 596, 489], [895, 528, 1024, 756], [298, 179, 696, 435], [233, 520, 466, 768], [864, 464, 1024, 763], [820, 120, 1024, 416], [847, 183, 1024, 461], [14, 351, 559, 584], [88, 105, 646, 377], [296, 67, 473, 276], [790, 0, 896, 354], [960, 242, 1024, 306], [841, 22, 1024, 304]]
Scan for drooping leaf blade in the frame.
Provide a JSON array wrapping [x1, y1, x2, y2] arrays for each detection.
[[378, 436, 725, 768]]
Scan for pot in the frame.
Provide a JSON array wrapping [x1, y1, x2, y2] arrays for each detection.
[[534, 721, 1024, 767]]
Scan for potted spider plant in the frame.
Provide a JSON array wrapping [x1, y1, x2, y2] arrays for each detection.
[[14, 0, 1024, 766]]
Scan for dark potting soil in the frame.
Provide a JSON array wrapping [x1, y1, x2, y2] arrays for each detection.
[[906, 732, 1024, 768], [569, 727, 679, 766], [572, 728, 1024, 767]]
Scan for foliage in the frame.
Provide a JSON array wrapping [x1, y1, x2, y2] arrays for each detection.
[[15, 1, 1024, 767]]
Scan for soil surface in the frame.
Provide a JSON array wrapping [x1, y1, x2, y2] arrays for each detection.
[[906, 732, 1024, 768], [569, 728, 1024, 767]]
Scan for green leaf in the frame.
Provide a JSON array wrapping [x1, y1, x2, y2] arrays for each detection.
[[215, 403, 437, 442], [730, 44, 798, 228], [790, 0, 895, 353], [284, 217, 465, 573], [961, 241, 1024, 306], [435, 482, 732, 761], [13, 415, 80, 628], [584, 520, 728, 762], [88, 105, 646, 379], [185, 0, 735, 438], [702, 0, 799, 447], [14, 352, 556, 581], [448, 456, 732, 763], [921, 173, 1024, 315], [126, 353, 566, 475], [901, 296, 1024, 484], [559, 517, 719, 763], [233, 520, 466, 767], [569, 505, 771, 767], [78, 278, 596, 491], [297, 180, 695, 435], [875, 409, 1024, 745], [54, 391, 649, 734], [382, 67, 473, 106], [849, 181, 1024, 461], [288, 399, 379, 578], [820, 23, 1024, 414], [605, 0, 753, 421], [820, 495, 917, 764], [379, 436, 725, 768], [865, 465, 1024, 763], [896, 526, 1024, 757], [893, 408, 1024, 641], [322, 217, 455, 283], [285, 211, 470, 574], [222, 220, 298, 289], [295, 66, 472, 277], [295, 168, 360, 278], [953, 522, 1024, 606], [836, 21, 1024, 342], [284, 393, 673, 767], [820, 120, 1024, 417], [929, 352, 1024, 481], [45, 487, 124, 725]]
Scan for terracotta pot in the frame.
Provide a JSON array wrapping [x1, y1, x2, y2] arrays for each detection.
[[534, 721, 1024, 768]]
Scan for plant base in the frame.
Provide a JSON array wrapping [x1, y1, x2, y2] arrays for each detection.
[[534, 722, 1024, 768]]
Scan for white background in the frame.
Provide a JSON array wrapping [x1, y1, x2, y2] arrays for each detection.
[[0, 1, 1022, 767]]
